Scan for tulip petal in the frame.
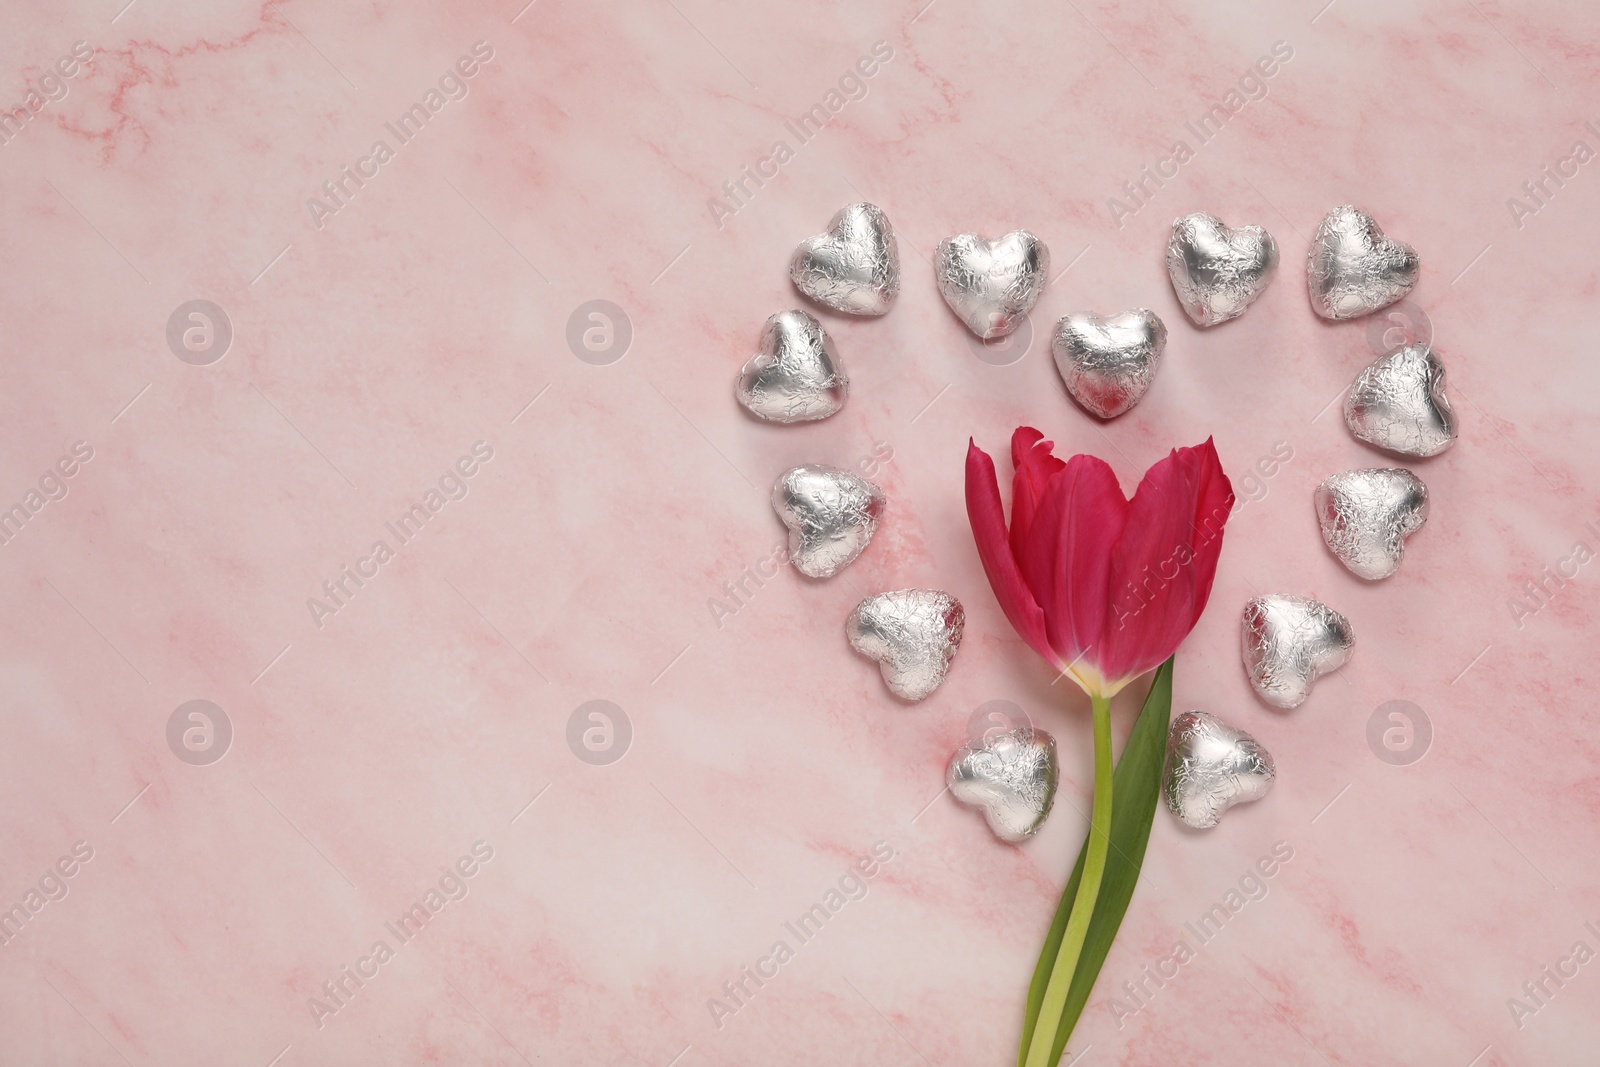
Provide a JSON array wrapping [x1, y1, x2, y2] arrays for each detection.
[[1009, 427, 1066, 563], [1099, 439, 1234, 682], [1016, 453, 1128, 671], [966, 439, 1055, 664]]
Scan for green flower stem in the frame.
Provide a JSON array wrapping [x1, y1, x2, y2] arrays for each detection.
[[1024, 692, 1114, 1067]]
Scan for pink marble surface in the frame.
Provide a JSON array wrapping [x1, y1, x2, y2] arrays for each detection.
[[1, 0, 1598, 1063]]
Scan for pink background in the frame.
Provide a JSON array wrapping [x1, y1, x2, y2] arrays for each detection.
[[1, 0, 1597, 1063]]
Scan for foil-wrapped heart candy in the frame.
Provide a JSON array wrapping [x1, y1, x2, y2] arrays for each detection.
[[1306, 205, 1419, 320], [1314, 468, 1429, 580], [947, 726, 1059, 842], [1051, 309, 1166, 419], [845, 589, 964, 701], [735, 310, 848, 423], [789, 202, 900, 316], [1241, 594, 1354, 709], [1164, 711, 1275, 829], [933, 230, 1050, 339], [772, 465, 886, 579], [1165, 212, 1279, 327], [1344, 343, 1458, 457]]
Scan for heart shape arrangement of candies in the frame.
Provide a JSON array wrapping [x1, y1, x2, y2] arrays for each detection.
[[734, 200, 1457, 837]]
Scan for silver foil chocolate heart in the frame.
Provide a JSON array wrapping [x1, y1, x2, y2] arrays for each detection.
[[933, 230, 1050, 339], [1241, 594, 1354, 709], [772, 465, 886, 579], [1165, 212, 1279, 327], [1314, 468, 1429, 580], [846, 589, 964, 701], [1164, 711, 1275, 830], [789, 203, 900, 316], [1343, 343, 1457, 457], [735, 310, 848, 423], [947, 725, 1058, 842], [1306, 205, 1419, 320], [1051, 309, 1166, 419]]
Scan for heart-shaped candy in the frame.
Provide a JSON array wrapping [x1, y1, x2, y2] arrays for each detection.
[[1165, 212, 1279, 327], [735, 310, 848, 423], [1306, 205, 1419, 320], [1343, 343, 1458, 457], [934, 230, 1050, 339], [1314, 468, 1428, 580], [947, 725, 1058, 842], [789, 203, 900, 316], [1241, 594, 1354, 709], [772, 465, 886, 579], [845, 589, 964, 701], [1164, 711, 1275, 829], [1051, 309, 1166, 419]]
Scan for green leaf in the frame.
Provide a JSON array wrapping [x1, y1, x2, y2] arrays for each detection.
[[1018, 657, 1173, 1066]]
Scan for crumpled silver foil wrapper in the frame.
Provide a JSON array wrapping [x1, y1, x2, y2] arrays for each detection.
[[1165, 212, 1278, 327], [789, 202, 899, 316], [933, 230, 1049, 339], [845, 589, 964, 701], [1164, 711, 1275, 830], [1241, 594, 1354, 709], [947, 725, 1058, 842], [1313, 467, 1429, 580], [1344, 343, 1457, 457], [1306, 205, 1418, 320], [735, 309, 848, 423], [1051, 308, 1166, 419], [771, 465, 885, 578]]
